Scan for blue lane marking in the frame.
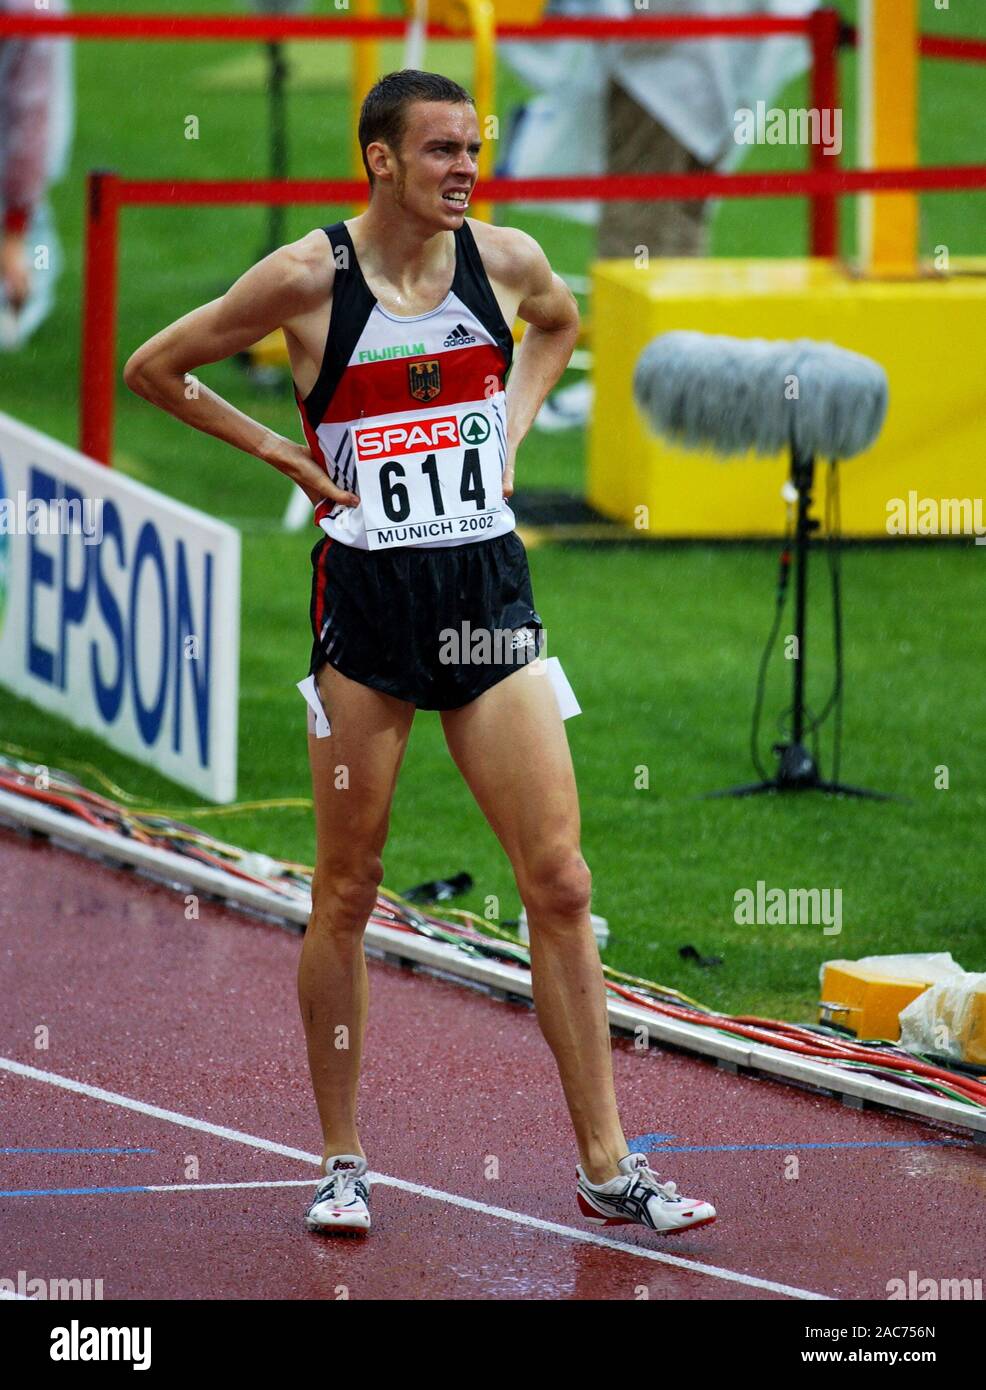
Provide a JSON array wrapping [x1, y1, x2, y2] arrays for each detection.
[[628, 1137, 965, 1153], [0, 1185, 152, 1197], [627, 1133, 677, 1150], [0, 1147, 156, 1155]]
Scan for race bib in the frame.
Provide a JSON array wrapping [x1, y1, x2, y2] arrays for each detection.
[[351, 401, 504, 551]]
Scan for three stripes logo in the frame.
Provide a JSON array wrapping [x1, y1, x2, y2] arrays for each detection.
[[443, 322, 478, 349]]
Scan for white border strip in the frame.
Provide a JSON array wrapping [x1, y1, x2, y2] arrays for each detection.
[[1, 789, 982, 1139], [0, 1057, 829, 1300]]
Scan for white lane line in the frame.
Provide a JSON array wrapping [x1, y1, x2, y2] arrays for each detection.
[[0, 1057, 831, 1300], [0, 1057, 316, 1162], [366, 1173, 830, 1297]]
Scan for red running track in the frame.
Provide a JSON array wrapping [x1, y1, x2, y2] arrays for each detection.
[[1, 826, 983, 1301]]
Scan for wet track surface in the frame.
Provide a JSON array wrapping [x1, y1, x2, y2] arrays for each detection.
[[2, 827, 983, 1300]]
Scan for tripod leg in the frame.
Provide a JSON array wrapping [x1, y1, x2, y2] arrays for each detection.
[[817, 782, 902, 803], [704, 781, 781, 799]]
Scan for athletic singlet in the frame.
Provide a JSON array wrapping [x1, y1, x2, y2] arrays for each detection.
[[292, 220, 516, 551]]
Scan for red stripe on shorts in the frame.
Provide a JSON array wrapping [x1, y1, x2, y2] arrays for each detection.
[[314, 536, 334, 643]]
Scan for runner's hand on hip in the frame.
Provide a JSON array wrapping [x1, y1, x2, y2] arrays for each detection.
[[264, 436, 359, 508]]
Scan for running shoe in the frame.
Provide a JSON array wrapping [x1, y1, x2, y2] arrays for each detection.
[[576, 1153, 716, 1234], [305, 1154, 371, 1235]]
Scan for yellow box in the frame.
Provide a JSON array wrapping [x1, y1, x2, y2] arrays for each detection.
[[820, 961, 986, 1064], [589, 258, 986, 537], [819, 960, 935, 1041]]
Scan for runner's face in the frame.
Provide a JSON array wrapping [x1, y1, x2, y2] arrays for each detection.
[[392, 102, 481, 227]]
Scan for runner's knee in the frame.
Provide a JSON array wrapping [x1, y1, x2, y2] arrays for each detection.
[[521, 850, 592, 921], [310, 855, 384, 932]]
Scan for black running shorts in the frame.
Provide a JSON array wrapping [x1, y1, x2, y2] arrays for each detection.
[[308, 530, 545, 711]]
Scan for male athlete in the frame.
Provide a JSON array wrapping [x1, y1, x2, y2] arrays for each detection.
[[124, 70, 716, 1240]]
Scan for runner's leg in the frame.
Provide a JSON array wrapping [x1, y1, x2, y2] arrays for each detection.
[[439, 662, 629, 1184], [300, 660, 416, 1165]]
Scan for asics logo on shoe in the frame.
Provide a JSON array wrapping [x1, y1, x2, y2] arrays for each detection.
[[443, 323, 478, 349], [576, 1158, 716, 1234]]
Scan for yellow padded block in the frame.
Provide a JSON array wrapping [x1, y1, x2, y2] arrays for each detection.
[[821, 960, 986, 1062], [589, 257, 986, 537], [818, 959, 935, 1041]]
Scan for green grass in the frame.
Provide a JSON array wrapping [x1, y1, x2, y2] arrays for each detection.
[[2, 0, 985, 1021]]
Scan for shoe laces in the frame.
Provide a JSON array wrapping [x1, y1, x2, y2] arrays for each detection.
[[628, 1161, 681, 1203], [318, 1172, 344, 1203], [316, 1166, 360, 1205]]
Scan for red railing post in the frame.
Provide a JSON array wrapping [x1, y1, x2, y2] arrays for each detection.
[[80, 170, 120, 464], [809, 7, 841, 257]]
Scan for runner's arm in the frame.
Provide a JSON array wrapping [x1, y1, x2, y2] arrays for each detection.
[[122, 243, 358, 508], [506, 233, 580, 456]]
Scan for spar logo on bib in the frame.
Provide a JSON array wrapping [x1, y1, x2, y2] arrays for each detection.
[[461, 412, 490, 446], [353, 416, 461, 462]]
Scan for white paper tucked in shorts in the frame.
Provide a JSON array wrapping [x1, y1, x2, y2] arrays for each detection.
[[297, 657, 580, 732], [297, 673, 331, 737], [543, 657, 581, 720]]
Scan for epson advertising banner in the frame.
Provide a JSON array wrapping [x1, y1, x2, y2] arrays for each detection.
[[0, 412, 240, 802]]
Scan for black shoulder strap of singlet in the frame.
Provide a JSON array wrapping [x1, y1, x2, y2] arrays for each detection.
[[452, 220, 515, 374], [301, 222, 376, 429]]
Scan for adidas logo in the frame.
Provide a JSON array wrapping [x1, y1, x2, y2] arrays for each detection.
[[443, 323, 478, 349]]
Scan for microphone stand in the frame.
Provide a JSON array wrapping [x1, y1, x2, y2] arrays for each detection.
[[258, 39, 288, 259], [710, 448, 893, 800]]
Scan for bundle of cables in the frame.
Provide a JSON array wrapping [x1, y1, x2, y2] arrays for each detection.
[[2, 743, 983, 1114]]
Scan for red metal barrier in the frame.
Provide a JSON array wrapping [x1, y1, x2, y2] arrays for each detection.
[[82, 162, 986, 466], [920, 34, 986, 64], [7, 10, 986, 58], [110, 166, 986, 204], [838, 25, 986, 66], [3, 7, 847, 310], [809, 8, 841, 257], [80, 174, 122, 471], [0, 13, 815, 40]]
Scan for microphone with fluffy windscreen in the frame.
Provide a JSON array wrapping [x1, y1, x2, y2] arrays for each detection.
[[632, 331, 893, 801], [633, 332, 889, 462]]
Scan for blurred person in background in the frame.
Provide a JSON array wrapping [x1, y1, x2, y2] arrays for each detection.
[[500, 0, 815, 428], [0, 0, 74, 352]]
